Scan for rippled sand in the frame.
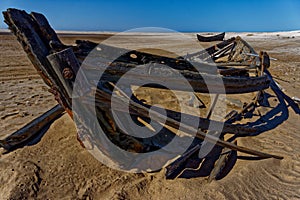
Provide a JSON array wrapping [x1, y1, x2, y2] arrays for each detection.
[[0, 31, 300, 199]]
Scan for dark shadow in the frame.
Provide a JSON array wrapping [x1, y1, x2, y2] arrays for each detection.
[[243, 89, 288, 136], [257, 92, 272, 107], [166, 143, 238, 180], [159, 85, 297, 180], [265, 70, 300, 115], [165, 142, 219, 179], [177, 145, 223, 179], [215, 150, 237, 180], [113, 86, 290, 180]]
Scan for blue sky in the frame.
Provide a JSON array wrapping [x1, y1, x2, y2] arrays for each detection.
[[0, 0, 300, 32]]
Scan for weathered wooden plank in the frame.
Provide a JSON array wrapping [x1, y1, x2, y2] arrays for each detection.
[[0, 105, 64, 151], [3, 8, 72, 111], [211, 42, 234, 60], [84, 66, 270, 94], [47, 48, 91, 98], [30, 12, 66, 52], [47, 49, 75, 98], [3, 9, 52, 86], [218, 67, 249, 76]]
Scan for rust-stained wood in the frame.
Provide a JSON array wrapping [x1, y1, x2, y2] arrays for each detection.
[[3, 8, 72, 113], [47, 48, 90, 98], [30, 11, 65, 51]]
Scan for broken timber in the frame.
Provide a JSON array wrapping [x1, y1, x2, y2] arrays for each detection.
[[0, 105, 64, 151]]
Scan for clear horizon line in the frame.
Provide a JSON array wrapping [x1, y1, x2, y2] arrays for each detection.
[[1, 28, 300, 34]]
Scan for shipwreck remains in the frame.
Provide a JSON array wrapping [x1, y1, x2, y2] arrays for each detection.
[[2, 8, 299, 180]]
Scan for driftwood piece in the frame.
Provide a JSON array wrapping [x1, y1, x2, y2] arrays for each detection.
[[0, 105, 64, 151]]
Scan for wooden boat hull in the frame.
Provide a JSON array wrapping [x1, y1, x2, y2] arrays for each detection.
[[2, 9, 285, 177], [197, 32, 225, 42]]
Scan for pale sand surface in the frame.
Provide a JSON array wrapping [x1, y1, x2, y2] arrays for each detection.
[[0, 31, 300, 199]]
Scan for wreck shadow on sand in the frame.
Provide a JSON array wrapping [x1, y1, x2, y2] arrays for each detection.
[[166, 86, 299, 180]]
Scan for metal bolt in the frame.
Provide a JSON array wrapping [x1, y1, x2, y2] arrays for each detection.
[[62, 68, 74, 79]]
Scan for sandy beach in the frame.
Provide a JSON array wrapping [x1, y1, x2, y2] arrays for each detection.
[[0, 31, 300, 199]]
